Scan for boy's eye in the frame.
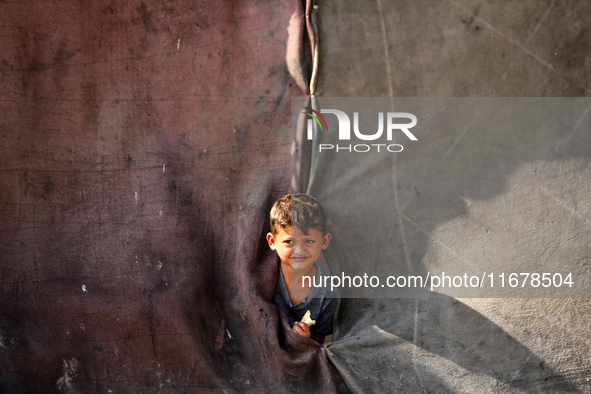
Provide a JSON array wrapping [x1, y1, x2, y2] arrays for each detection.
[[306, 240, 315, 243]]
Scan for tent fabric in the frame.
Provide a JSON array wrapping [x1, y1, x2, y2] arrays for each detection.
[[310, 1, 591, 393], [0, 0, 348, 392]]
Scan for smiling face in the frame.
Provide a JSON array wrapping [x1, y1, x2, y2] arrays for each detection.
[[267, 226, 331, 273]]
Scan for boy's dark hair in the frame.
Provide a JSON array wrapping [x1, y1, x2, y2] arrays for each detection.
[[270, 193, 327, 235]]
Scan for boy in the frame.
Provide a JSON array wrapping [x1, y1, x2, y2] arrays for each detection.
[[266, 193, 338, 344]]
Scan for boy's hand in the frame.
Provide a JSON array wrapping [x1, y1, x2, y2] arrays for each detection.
[[292, 321, 311, 338]]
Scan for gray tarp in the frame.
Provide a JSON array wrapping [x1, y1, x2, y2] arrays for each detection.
[[309, 1, 591, 393]]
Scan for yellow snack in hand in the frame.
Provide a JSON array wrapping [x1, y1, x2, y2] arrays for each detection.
[[301, 310, 316, 326]]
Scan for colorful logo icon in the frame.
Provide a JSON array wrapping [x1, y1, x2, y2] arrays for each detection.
[[302, 107, 329, 132]]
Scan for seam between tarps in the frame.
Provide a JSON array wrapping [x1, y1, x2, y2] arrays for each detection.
[[308, 2, 319, 96]]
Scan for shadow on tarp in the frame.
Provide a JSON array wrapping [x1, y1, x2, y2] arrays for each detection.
[[327, 296, 577, 393], [298, 98, 591, 391]]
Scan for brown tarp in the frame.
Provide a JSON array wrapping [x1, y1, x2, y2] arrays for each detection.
[[0, 0, 348, 392]]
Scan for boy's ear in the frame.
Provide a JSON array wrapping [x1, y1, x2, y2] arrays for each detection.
[[321, 233, 332, 249], [266, 232, 277, 250]]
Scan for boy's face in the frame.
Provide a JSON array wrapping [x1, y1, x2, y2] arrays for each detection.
[[267, 226, 331, 272]]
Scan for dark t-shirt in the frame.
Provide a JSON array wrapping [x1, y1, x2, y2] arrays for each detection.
[[273, 263, 338, 337]]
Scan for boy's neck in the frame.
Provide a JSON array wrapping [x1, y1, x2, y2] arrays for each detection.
[[281, 262, 316, 302]]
